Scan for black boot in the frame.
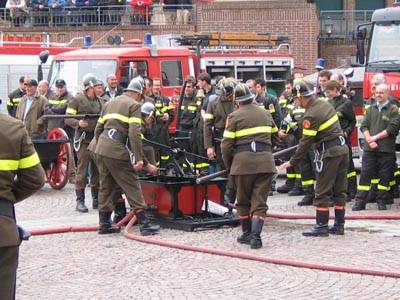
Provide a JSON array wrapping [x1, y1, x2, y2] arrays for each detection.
[[297, 185, 314, 206], [223, 188, 236, 207], [366, 185, 377, 203], [113, 197, 127, 224], [352, 199, 366, 211], [276, 178, 295, 194], [250, 217, 264, 249], [377, 199, 387, 210], [91, 187, 98, 209], [99, 211, 121, 234], [237, 216, 251, 245], [329, 208, 345, 235], [302, 209, 329, 237], [347, 176, 357, 202], [75, 189, 88, 213], [288, 179, 305, 196], [136, 210, 160, 236]]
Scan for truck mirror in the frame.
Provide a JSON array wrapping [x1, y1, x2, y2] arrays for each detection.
[[343, 67, 354, 78], [39, 50, 49, 64], [356, 39, 365, 65], [356, 28, 367, 40]]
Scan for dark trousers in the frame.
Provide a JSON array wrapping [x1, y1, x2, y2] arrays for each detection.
[[75, 143, 99, 190], [356, 151, 396, 203], [300, 150, 315, 188], [233, 173, 274, 217], [0, 246, 19, 300], [97, 155, 146, 213], [314, 153, 349, 208]]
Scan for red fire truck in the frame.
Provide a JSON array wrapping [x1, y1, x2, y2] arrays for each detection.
[[355, 3, 400, 155], [0, 33, 76, 112], [356, 3, 400, 101], [47, 32, 294, 99]]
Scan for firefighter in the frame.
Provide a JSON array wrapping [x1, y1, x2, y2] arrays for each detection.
[[204, 77, 237, 205], [15, 79, 48, 139], [176, 78, 207, 172], [221, 83, 278, 249], [352, 84, 400, 211], [141, 101, 157, 165], [94, 77, 160, 235], [316, 70, 332, 100], [252, 78, 282, 127], [0, 113, 45, 299], [151, 77, 173, 168], [277, 80, 304, 195], [7, 75, 28, 118], [44, 79, 73, 132], [325, 80, 357, 200], [280, 78, 349, 237], [65, 73, 104, 213]]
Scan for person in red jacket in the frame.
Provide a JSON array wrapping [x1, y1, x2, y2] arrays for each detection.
[[130, 0, 152, 24]]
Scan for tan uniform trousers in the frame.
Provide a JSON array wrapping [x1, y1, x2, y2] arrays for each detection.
[[0, 246, 18, 300], [233, 173, 273, 217], [314, 153, 349, 208], [75, 143, 99, 190], [97, 155, 146, 213]]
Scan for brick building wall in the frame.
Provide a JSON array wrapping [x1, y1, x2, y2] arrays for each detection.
[[1, 0, 319, 75]]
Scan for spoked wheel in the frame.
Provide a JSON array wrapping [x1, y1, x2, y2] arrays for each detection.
[[46, 128, 71, 190]]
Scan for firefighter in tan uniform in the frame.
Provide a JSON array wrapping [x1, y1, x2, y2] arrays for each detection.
[[204, 77, 237, 205], [65, 74, 104, 213], [0, 113, 45, 299], [94, 77, 160, 235], [280, 79, 349, 237], [221, 83, 278, 249]]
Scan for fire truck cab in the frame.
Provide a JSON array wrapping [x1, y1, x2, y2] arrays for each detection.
[[48, 33, 294, 98]]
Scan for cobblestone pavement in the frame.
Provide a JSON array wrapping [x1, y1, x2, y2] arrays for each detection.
[[15, 179, 400, 299]]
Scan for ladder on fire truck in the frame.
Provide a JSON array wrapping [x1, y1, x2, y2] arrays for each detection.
[[175, 32, 291, 53]]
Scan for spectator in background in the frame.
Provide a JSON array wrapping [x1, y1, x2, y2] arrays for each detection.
[[162, 0, 177, 24], [38, 80, 57, 100], [176, 0, 191, 25], [103, 74, 124, 100], [48, 0, 67, 24], [75, 0, 97, 24], [130, 0, 152, 25], [7, 75, 29, 117], [15, 79, 48, 139], [6, 0, 29, 26], [30, 0, 49, 25]]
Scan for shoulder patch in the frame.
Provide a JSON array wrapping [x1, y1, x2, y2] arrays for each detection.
[[302, 119, 311, 129]]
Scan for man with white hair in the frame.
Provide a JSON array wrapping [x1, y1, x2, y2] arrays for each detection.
[[353, 84, 400, 211]]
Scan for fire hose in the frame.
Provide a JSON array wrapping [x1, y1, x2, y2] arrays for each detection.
[[26, 142, 400, 279], [27, 209, 400, 279]]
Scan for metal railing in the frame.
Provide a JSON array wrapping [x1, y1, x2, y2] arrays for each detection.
[[319, 10, 374, 38], [0, 4, 195, 27]]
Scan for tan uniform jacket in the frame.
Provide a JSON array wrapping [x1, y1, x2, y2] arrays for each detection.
[[221, 103, 278, 175], [204, 96, 235, 149], [15, 94, 48, 137], [94, 93, 145, 163], [65, 92, 103, 142], [289, 97, 347, 166], [0, 114, 45, 247]]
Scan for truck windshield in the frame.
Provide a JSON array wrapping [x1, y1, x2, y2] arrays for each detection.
[[48, 59, 117, 95], [368, 23, 400, 65]]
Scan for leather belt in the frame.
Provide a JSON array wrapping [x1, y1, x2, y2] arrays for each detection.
[[319, 136, 346, 150], [235, 142, 271, 154], [102, 128, 128, 144], [0, 198, 14, 219]]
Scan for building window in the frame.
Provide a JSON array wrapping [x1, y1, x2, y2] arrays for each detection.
[[316, 0, 342, 11], [355, 0, 385, 10]]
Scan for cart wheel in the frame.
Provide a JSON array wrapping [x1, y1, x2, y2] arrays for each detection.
[[46, 128, 71, 190]]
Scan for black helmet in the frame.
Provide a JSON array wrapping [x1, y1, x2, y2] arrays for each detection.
[[216, 77, 237, 96], [292, 78, 314, 97], [234, 83, 254, 102], [82, 73, 102, 89]]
